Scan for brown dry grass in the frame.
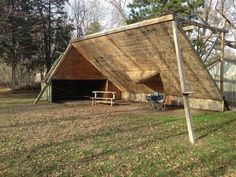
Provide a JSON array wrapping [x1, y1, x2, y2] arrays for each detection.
[[0, 92, 235, 176]]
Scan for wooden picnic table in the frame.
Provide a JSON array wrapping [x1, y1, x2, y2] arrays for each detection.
[[91, 91, 116, 106]]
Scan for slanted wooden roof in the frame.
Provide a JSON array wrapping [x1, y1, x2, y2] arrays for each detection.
[[65, 14, 222, 101]]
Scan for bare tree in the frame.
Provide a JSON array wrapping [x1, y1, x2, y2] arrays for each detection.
[[215, 0, 236, 49], [106, 0, 130, 27], [196, 0, 236, 52], [69, 0, 105, 38], [69, 0, 88, 38], [106, 0, 128, 20]]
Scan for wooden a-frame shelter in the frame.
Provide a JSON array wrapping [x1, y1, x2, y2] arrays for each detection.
[[34, 14, 226, 144]]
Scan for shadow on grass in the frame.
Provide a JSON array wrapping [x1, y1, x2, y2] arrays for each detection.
[[0, 117, 181, 171], [2, 113, 235, 176], [0, 114, 92, 129], [196, 118, 236, 140], [15, 117, 180, 153], [158, 145, 236, 177], [26, 127, 187, 176], [0, 106, 180, 129]]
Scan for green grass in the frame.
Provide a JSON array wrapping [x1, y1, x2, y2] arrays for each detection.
[[0, 93, 37, 107], [0, 94, 235, 177]]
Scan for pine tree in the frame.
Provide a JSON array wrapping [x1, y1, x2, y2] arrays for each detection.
[[0, 0, 73, 90], [33, 0, 73, 73], [0, 0, 35, 90], [126, 0, 204, 24], [85, 21, 102, 35]]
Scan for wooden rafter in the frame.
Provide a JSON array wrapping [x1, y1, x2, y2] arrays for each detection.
[[203, 33, 221, 63], [176, 17, 227, 33], [173, 19, 195, 144], [33, 44, 73, 104]]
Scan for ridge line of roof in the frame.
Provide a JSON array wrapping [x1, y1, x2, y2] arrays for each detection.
[[71, 14, 226, 43], [42, 44, 73, 82], [71, 14, 174, 43]]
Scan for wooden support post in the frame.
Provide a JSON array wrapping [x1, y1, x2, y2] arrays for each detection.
[[196, 27, 200, 53], [48, 81, 52, 103], [33, 83, 48, 104], [105, 80, 109, 91], [33, 44, 72, 104], [172, 20, 195, 144], [220, 20, 226, 95]]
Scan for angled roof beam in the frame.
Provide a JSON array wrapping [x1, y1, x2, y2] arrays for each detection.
[[71, 14, 174, 43], [182, 25, 197, 31], [203, 33, 221, 63], [172, 19, 195, 144], [177, 17, 227, 33], [135, 71, 159, 84], [33, 44, 73, 104]]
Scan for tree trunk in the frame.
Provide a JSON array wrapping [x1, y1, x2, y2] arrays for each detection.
[[45, 1, 52, 73], [40, 68, 44, 81], [11, 63, 16, 92]]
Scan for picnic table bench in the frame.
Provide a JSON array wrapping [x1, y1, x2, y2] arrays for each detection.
[[91, 91, 116, 106]]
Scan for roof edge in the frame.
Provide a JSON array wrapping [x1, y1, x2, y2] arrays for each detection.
[[71, 14, 174, 43], [42, 44, 73, 83], [177, 23, 223, 100], [71, 14, 226, 44], [176, 17, 227, 33]]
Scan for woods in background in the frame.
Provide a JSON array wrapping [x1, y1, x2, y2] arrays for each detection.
[[0, 0, 235, 91], [126, 0, 204, 23], [0, 0, 73, 90]]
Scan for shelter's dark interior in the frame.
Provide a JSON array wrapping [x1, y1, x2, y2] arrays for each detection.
[[52, 79, 106, 101], [139, 73, 164, 92]]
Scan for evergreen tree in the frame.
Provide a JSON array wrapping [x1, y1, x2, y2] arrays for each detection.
[[85, 21, 102, 35], [0, 0, 36, 90], [126, 0, 204, 24], [0, 0, 73, 90], [0, 1, 7, 36], [33, 0, 73, 73]]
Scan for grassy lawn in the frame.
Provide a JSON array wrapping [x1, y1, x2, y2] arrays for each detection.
[[0, 93, 235, 177]]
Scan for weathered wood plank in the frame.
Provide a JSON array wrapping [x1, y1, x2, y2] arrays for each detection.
[[41, 15, 224, 112], [34, 44, 73, 104], [71, 14, 174, 43], [172, 20, 195, 144]]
